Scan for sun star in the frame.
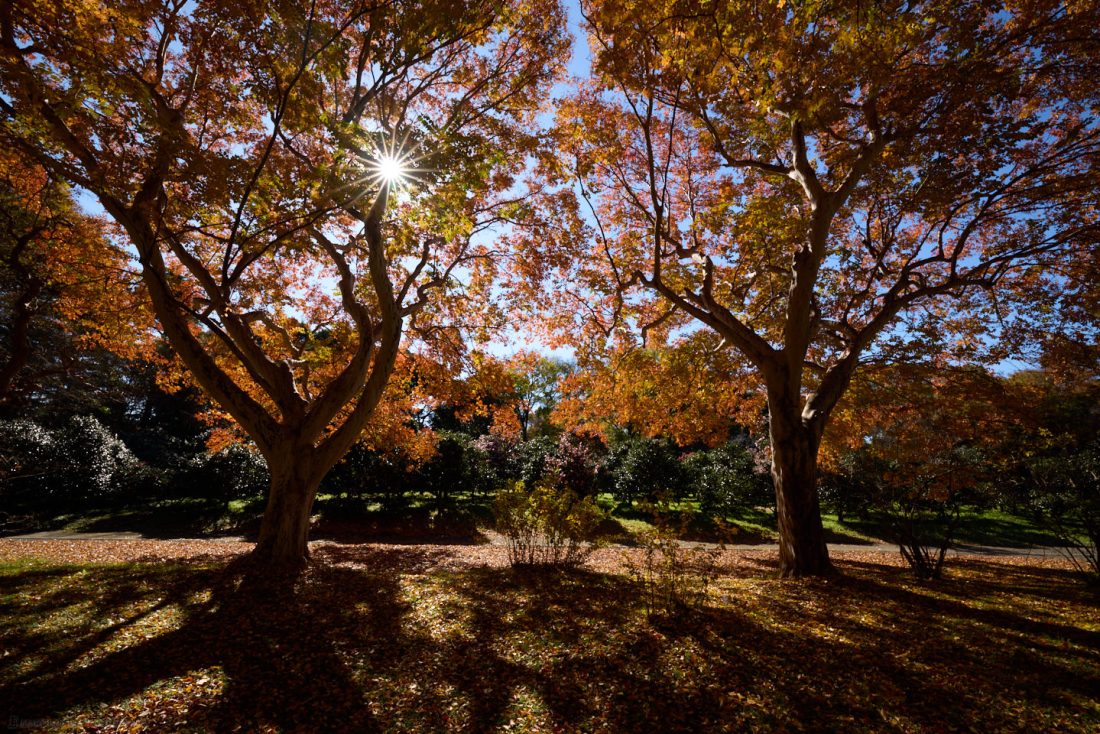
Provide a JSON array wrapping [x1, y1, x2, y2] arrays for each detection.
[[376, 154, 407, 184]]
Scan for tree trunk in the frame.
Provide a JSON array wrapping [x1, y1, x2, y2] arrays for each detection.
[[769, 404, 833, 578], [0, 278, 42, 404], [253, 453, 323, 565]]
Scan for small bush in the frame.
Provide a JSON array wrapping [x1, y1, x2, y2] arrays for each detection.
[[324, 444, 414, 511], [1025, 443, 1100, 584], [684, 440, 771, 517], [517, 436, 556, 486], [603, 436, 686, 504], [546, 433, 603, 497], [875, 479, 974, 580], [182, 444, 268, 500], [626, 499, 726, 619], [493, 478, 606, 567], [418, 431, 476, 507], [890, 497, 958, 580], [817, 448, 885, 523], [470, 434, 521, 494]]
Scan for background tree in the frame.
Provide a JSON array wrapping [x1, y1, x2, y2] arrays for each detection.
[[554, 331, 764, 447], [1002, 365, 1100, 581], [519, 0, 1100, 575], [0, 148, 144, 410], [1, 0, 567, 564], [824, 363, 1014, 577], [504, 352, 572, 441]]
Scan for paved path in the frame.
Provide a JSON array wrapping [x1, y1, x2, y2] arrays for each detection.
[[2, 530, 244, 541], [2, 529, 1076, 558]]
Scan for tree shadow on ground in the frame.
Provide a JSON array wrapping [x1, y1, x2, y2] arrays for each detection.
[[1, 556, 404, 732], [2, 552, 1098, 732], [311, 506, 490, 546]]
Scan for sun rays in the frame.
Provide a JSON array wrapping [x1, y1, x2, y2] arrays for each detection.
[[375, 154, 407, 184], [355, 127, 434, 204]]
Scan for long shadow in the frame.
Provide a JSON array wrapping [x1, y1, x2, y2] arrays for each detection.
[[842, 557, 1100, 611], [688, 567, 1099, 732], [438, 560, 1100, 732], [3, 551, 1098, 732], [436, 566, 680, 731], [1, 557, 402, 732], [0, 562, 215, 687], [836, 561, 1100, 650]]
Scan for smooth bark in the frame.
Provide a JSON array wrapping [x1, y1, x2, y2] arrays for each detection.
[[770, 415, 827, 576], [768, 400, 832, 577], [253, 449, 325, 564]]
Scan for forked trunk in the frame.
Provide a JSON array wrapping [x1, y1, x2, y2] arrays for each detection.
[[769, 405, 833, 578], [253, 454, 323, 565]]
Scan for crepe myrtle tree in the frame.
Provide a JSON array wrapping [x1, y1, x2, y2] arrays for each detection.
[[519, 0, 1100, 575], [1, 0, 567, 564]]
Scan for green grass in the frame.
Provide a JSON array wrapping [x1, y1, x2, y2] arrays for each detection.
[[820, 514, 883, 545], [3, 483, 1069, 552], [828, 507, 1068, 548], [1, 549, 1097, 732]]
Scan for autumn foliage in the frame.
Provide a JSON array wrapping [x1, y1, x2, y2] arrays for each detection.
[[516, 0, 1100, 575], [0, 148, 146, 407], [1, 0, 568, 562], [1, 0, 1098, 577]]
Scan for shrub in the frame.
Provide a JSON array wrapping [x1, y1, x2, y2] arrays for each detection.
[[817, 448, 885, 523], [1025, 442, 1100, 584], [417, 431, 476, 507], [56, 415, 143, 497], [546, 433, 603, 497], [878, 445, 989, 580], [875, 469, 984, 581], [323, 443, 415, 510], [0, 416, 143, 502], [603, 436, 686, 504], [684, 440, 771, 517], [517, 435, 556, 487], [182, 443, 269, 500], [493, 479, 606, 567], [626, 499, 726, 619], [0, 419, 55, 484], [469, 433, 520, 495], [888, 491, 959, 580]]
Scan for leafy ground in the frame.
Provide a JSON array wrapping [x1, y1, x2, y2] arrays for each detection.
[[1, 540, 1097, 733]]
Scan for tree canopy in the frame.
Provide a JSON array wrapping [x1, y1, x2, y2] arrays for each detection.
[[1, 0, 568, 562], [513, 0, 1100, 574]]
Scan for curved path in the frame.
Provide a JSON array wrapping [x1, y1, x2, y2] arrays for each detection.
[[2, 529, 1077, 558]]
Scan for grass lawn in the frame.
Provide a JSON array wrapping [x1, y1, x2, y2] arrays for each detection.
[[1, 540, 1097, 733], [829, 507, 1072, 548], [3, 484, 1071, 552]]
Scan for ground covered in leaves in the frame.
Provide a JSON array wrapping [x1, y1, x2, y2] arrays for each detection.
[[1, 539, 1097, 733]]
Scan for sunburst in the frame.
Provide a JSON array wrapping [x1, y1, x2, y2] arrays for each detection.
[[375, 154, 407, 184], [356, 127, 433, 201]]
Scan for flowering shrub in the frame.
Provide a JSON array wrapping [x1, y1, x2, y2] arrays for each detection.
[[546, 433, 603, 497], [0, 416, 142, 500]]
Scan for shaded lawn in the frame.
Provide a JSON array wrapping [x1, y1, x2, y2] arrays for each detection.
[[0, 542, 1097, 733], [832, 507, 1069, 548], [4, 486, 1069, 552]]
